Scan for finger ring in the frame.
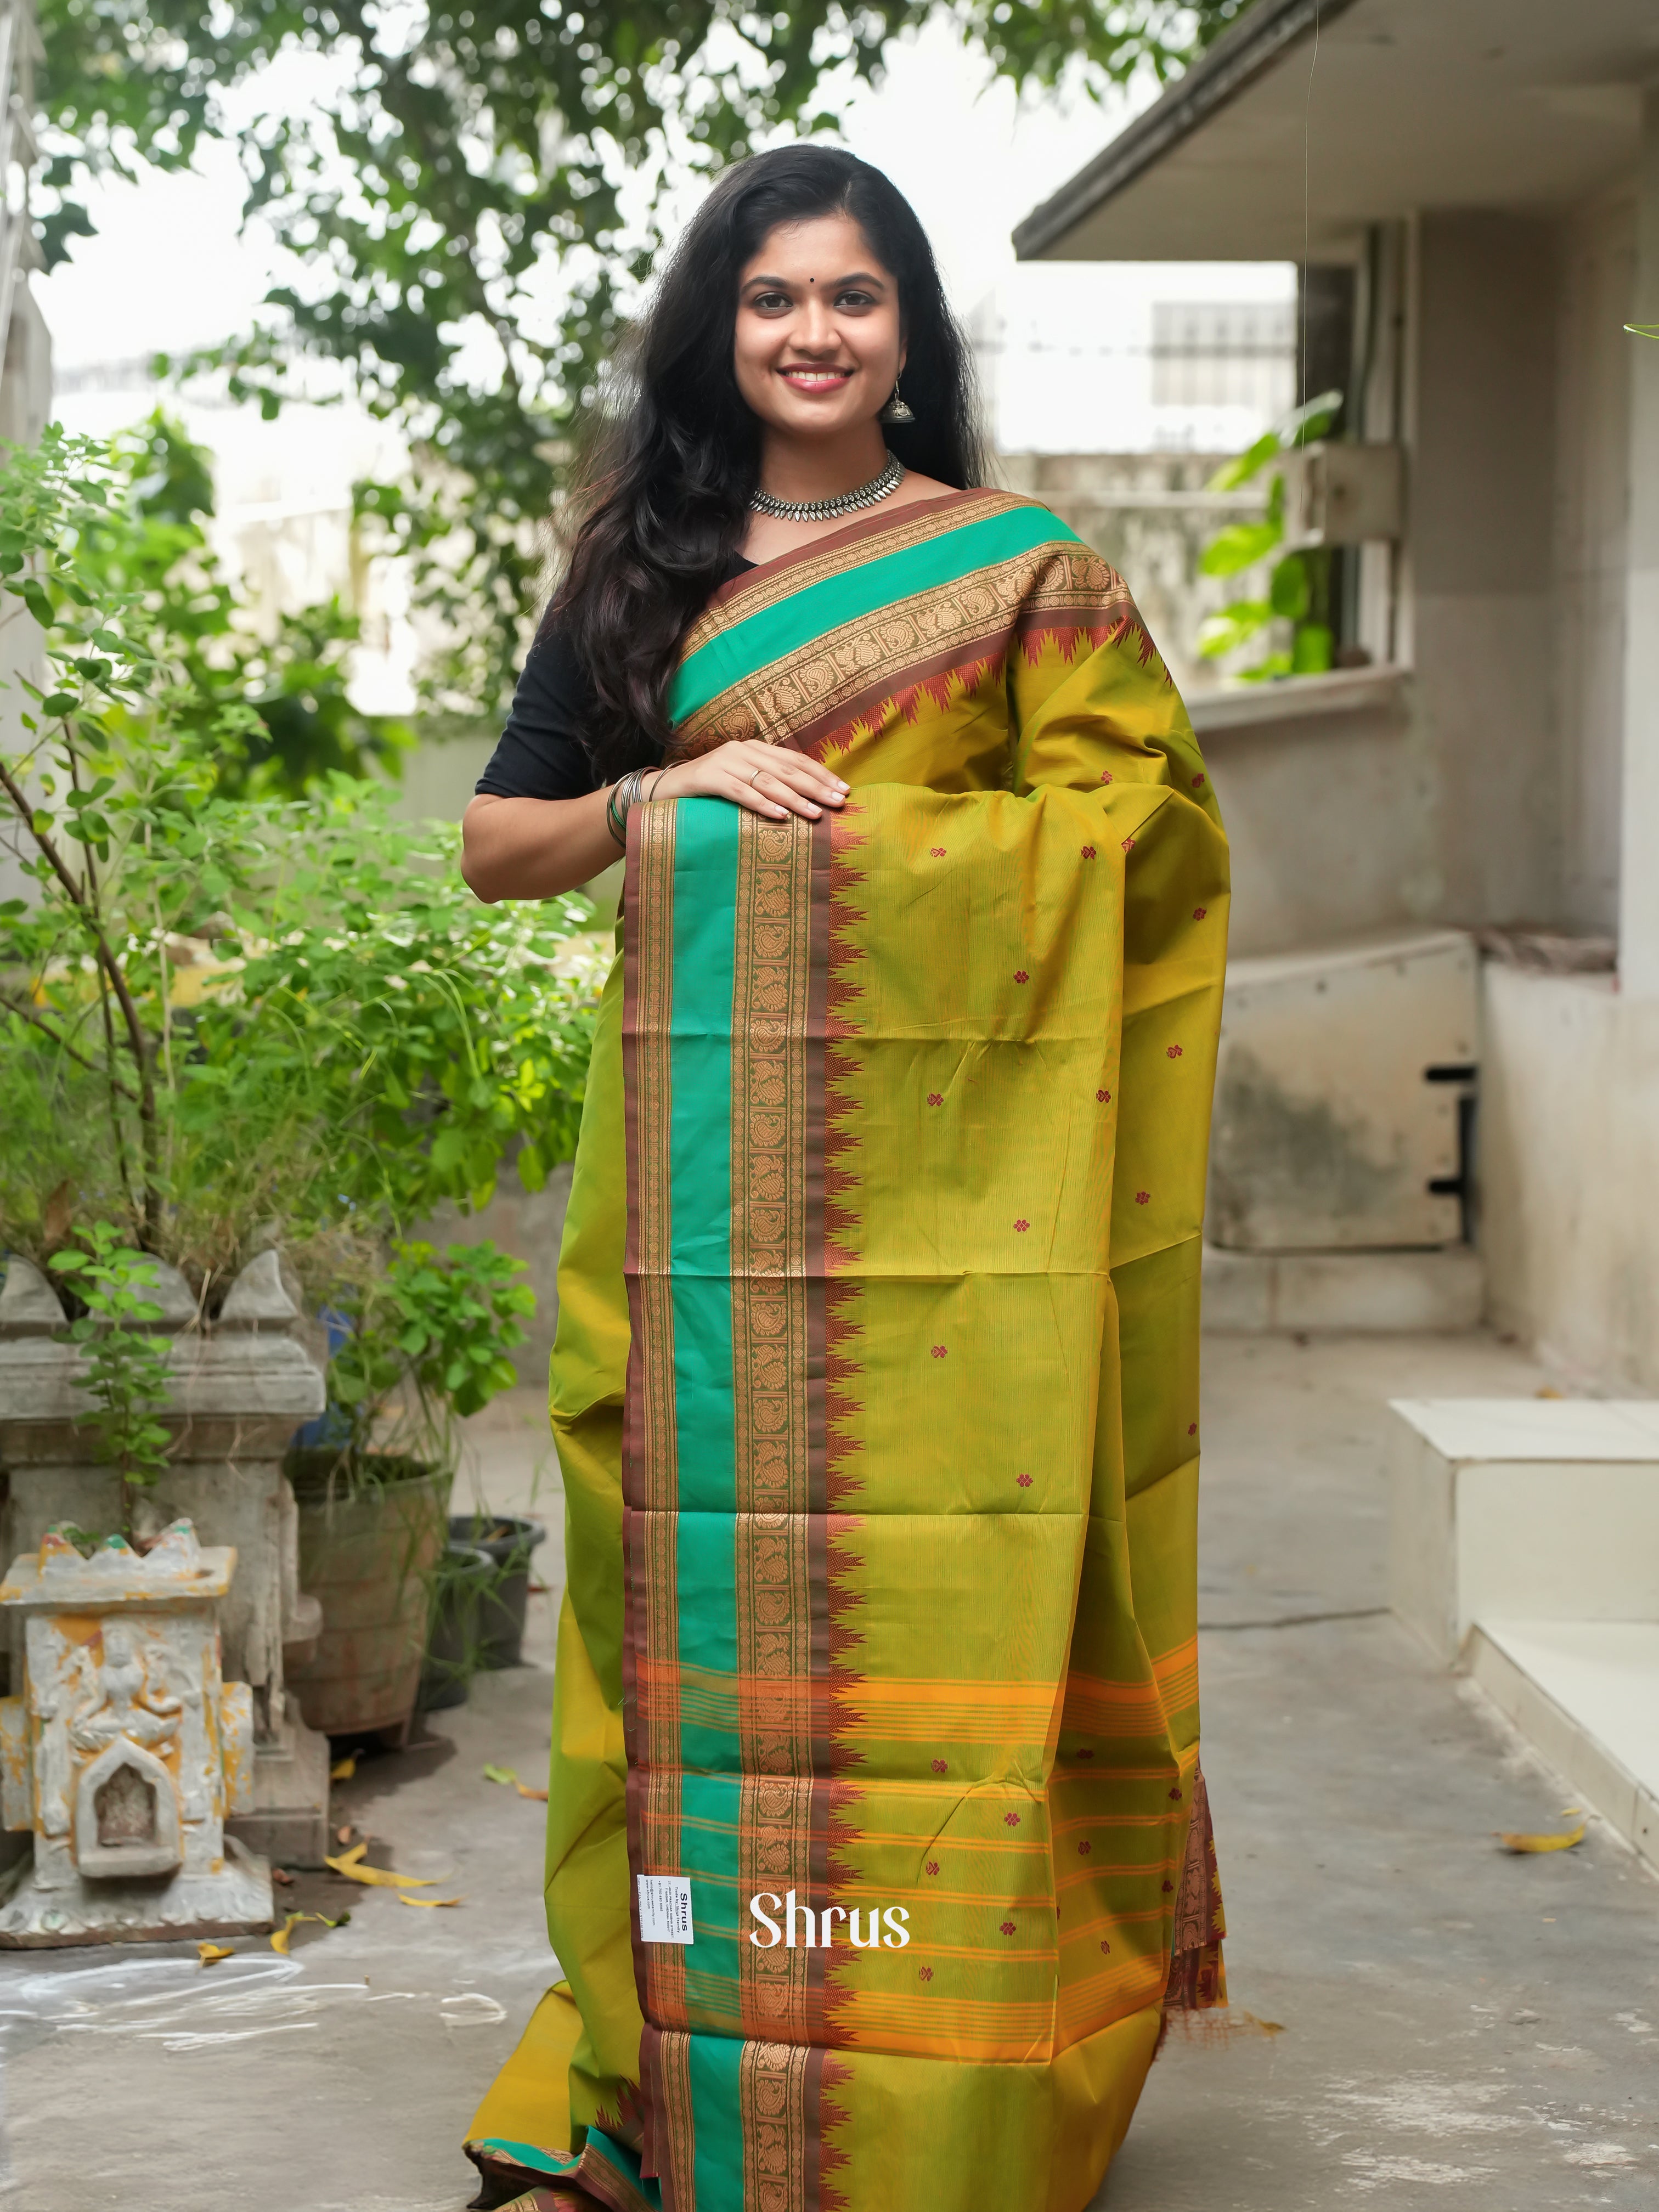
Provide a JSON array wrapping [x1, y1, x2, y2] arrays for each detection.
[[749, 766, 765, 786]]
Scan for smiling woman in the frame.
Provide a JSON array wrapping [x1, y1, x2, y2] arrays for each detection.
[[458, 149, 983, 905], [459, 145, 1231, 2212]]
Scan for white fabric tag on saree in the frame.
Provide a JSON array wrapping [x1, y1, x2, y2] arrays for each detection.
[[637, 1873, 695, 1944]]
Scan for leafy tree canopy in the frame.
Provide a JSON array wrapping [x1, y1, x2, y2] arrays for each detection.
[[34, 0, 1255, 723]]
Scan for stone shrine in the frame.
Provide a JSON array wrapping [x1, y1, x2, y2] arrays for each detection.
[[0, 1520, 273, 1944]]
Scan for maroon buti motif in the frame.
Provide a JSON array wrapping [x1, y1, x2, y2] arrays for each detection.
[[1081, 845, 1097, 859], [1121, 837, 1136, 853], [929, 846, 946, 856], [1188, 1423, 1197, 1436], [918, 1967, 933, 1982], [1193, 906, 1207, 920], [930, 1344, 947, 1359], [1014, 969, 1029, 983], [1192, 773, 1205, 788], [1135, 1190, 1150, 1205], [1003, 1812, 1020, 1828], [926, 1860, 940, 1876], [1096, 1089, 1111, 1103], [1014, 1218, 1029, 1232], [1100, 770, 1113, 783], [1077, 1841, 1092, 1857], [1166, 1045, 1183, 1059], [1016, 1474, 1033, 1489], [998, 1921, 1016, 1937]]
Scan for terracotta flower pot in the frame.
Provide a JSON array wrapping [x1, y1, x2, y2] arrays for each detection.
[[285, 1453, 449, 1743]]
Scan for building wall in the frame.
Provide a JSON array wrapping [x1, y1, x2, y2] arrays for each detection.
[[1480, 966, 1659, 1393], [1471, 163, 1659, 1392], [1407, 212, 1563, 932], [1202, 690, 1438, 957], [1552, 189, 1637, 935], [1054, 215, 1574, 961]]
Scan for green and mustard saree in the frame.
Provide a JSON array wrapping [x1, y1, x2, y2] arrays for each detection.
[[466, 489, 1231, 2212]]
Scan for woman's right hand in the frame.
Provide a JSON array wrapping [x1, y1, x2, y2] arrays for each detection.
[[654, 740, 848, 821]]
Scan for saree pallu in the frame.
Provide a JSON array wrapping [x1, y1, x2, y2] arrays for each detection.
[[466, 490, 1231, 2212]]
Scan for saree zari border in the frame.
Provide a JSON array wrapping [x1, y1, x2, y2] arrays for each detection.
[[624, 796, 687, 2036], [675, 540, 1148, 764]]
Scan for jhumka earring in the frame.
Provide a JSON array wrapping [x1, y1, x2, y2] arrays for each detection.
[[879, 377, 916, 425]]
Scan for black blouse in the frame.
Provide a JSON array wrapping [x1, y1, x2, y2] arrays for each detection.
[[475, 556, 757, 802]]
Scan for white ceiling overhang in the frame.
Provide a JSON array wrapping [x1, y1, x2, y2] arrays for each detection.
[[1014, 0, 1658, 263]]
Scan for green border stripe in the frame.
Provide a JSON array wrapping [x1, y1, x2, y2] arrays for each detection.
[[665, 799, 744, 2061], [689, 2028, 747, 2212], [668, 797, 738, 1515], [669, 503, 1078, 724]]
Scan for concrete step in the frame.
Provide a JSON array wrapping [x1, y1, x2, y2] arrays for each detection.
[[1389, 1397, 1659, 1662], [1205, 1242, 1483, 1333], [1469, 1619, 1659, 1872]]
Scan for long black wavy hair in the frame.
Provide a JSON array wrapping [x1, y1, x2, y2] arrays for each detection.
[[552, 144, 989, 780]]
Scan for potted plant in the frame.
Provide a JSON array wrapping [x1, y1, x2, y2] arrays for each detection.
[[1, 428, 599, 1752], [286, 1237, 535, 1740]]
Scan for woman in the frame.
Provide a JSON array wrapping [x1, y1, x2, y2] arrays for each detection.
[[461, 144, 1229, 2212]]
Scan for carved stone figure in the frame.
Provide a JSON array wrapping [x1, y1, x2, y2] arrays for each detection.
[[0, 1520, 273, 1945]]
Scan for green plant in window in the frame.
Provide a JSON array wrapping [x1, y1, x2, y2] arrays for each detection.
[[1195, 390, 1344, 681]]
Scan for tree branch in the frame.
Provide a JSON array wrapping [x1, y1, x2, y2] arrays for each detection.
[[0, 992, 140, 1099], [0, 747, 161, 1237], [0, 755, 156, 1094]]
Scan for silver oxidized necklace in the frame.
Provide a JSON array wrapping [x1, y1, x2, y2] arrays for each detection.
[[748, 449, 905, 524]]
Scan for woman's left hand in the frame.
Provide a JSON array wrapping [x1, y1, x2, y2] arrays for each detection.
[[652, 740, 848, 821]]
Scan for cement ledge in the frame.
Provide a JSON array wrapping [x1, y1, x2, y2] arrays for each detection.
[[1187, 664, 1408, 737], [1204, 1243, 1483, 1333]]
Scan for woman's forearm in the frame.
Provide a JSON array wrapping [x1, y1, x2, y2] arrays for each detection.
[[461, 789, 620, 902], [462, 744, 848, 902]]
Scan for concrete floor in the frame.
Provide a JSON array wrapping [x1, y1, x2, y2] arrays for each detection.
[[4, 1336, 1657, 2209]]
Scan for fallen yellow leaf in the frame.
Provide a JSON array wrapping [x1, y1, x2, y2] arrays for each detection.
[[198, 1942, 234, 1966], [1498, 1823, 1587, 1854], [397, 1893, 465, 1909], [330, 1754, 357, 1781], [516, 1784, 549, 1802], [272, 1908, 349, 1952], [335, 1841, 368, 1867], [325, 1852, 435, 1888]]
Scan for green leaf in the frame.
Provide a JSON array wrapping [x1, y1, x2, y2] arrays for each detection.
[[1205, 430, 1282, 494], [1199, 518, 1284, 580], [1198, 602, 1273, 660], [1269, 555, 1311, 622]]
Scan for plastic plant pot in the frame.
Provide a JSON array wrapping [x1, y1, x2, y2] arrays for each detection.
[[419, 1542, 496, 1713], [447, 1514, 547, 1669]]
